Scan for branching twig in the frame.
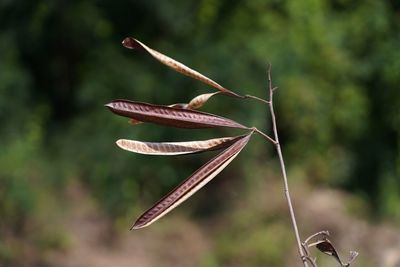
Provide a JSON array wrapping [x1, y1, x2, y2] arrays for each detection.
[[244, 94, 271, 104], [266, 64, 310, 267], [253, 127, 277, 144]]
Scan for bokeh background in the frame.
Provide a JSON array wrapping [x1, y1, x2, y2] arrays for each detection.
[[1, 0, 399, 266]]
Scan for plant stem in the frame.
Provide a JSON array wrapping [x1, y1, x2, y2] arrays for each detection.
[[253, 127, 277, 144], [266, 65, 309, 267], [244, 94, 271, 104]]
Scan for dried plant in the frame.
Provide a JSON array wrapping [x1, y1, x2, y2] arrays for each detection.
[[302, 231, 359, 267], [106, 37, 357, 266]]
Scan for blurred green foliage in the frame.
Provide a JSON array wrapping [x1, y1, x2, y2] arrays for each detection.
[[0, 0, 399, 265]]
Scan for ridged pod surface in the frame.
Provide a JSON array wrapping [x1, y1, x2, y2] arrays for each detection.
[[127, 93, 219, 126]]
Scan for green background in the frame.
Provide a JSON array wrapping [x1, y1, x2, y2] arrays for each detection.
[[1, 0, 399, 266]]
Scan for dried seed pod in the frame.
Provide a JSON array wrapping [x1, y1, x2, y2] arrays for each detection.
[[105, 99, 247, 129], [122, 37, 242, 98], [187, 92, 220, 109], [132, 133, 252, 229], [117, 135, 244, 156]]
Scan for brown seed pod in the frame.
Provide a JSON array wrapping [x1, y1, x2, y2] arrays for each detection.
[[122, 37, 242, 98], [105, 99, 247, 129], [132, 133, 252, 229]]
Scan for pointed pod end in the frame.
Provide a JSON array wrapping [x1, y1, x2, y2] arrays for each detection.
[[130, 221, 146, 231], [115, 139, 125, 149], [104, 103, 115, 112], [130, 215, 152, 230], [122, 37, 142, 50]]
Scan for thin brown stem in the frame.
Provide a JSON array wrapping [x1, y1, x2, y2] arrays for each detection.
[[305, 256, 318, 267], [244, 94, 271, 104], [266, 64, 309, 267], [253, 127, 277, 144]]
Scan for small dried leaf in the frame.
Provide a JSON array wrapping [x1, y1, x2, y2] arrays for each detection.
[[122, 37, 242, 98], [105, 99, 247, 129], [316, 239, 343, 266], [116, 135, 244, 155], [132, 133, 252, 229], [187, 92, 219, 109]]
